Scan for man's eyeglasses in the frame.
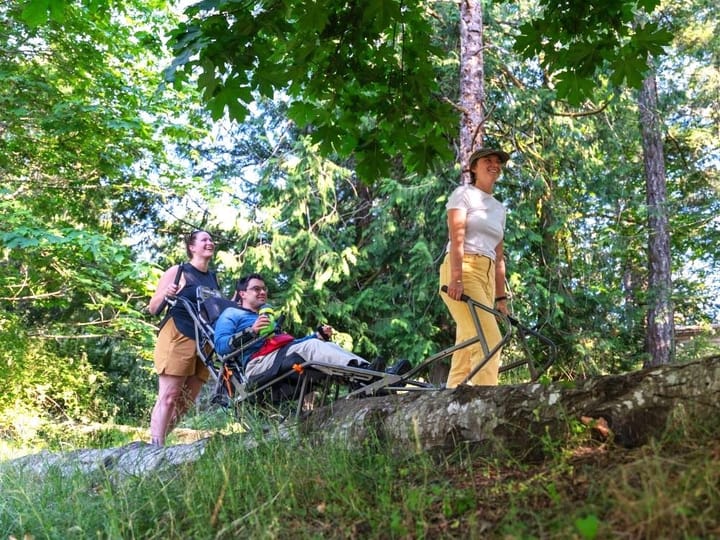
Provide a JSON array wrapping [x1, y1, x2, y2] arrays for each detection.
[[247, 286, 268, 293]]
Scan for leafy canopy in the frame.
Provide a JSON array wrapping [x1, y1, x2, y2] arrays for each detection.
[[163, 0, 457, 182], [513, 0, 673, 104], [3, 0, 205, 423]]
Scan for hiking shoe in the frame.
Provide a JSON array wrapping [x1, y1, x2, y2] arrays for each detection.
[[385, 358, 412, 376], [367, 357, 387, 372], [349, 359, 374, 370]]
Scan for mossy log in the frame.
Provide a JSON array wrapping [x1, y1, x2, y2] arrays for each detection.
[[304, 355, 720, 458], [3, 356, 718, 480]]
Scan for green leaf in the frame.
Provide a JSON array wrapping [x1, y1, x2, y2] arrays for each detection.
[[574, 514, 600, 539], [636, 0, 662, 12], [197, 60, 219, 99], [21, 0, 51, 27], [355, 144, 390, 182], [513, 23, 544, 57], [1, 230, 40, 249], [48, 0, 66, 23], [554, 72, 597, 105], [287, 101, 316, 128], [633, 23, 674, 56], [609, 52, 648, 88]]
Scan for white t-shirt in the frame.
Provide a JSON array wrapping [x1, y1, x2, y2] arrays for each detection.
[[445, 184, 506, 260]]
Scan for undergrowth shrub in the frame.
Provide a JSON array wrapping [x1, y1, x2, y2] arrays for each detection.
[[0, 316, 112, 444]]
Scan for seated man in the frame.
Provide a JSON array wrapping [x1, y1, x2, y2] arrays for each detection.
[[214, 273, 373, 381]]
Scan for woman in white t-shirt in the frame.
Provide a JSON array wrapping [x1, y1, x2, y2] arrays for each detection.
[[439, 147, 511, 387]]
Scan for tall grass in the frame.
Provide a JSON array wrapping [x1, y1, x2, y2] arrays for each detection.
[[1, 426, 451, 539], [1, 403, 719, 539]]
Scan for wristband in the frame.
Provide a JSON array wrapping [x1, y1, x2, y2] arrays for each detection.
[[495, 296, 508, 302]]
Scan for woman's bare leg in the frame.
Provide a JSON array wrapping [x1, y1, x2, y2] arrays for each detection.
[[166, 375, 205, 435], [150, 374, 186, 446]]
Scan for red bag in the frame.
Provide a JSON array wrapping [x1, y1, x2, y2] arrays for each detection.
[[251, 333, 294, 359]]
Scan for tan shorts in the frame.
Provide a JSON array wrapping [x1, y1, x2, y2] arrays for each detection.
[[154, 318, 210, 382]]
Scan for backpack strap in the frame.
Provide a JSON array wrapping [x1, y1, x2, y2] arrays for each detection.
[[174, 262, 185, 286], [156, 263, 185, 332]]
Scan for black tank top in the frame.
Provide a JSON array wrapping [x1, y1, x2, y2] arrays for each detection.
[[169, 263, 220, 338]]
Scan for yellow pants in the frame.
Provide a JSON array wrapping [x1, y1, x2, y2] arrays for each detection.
[[439, 254, 502, 387]]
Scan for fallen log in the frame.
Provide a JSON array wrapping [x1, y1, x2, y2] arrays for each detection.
[[304, 355, 720, 459], [3, 356, 718, 480]]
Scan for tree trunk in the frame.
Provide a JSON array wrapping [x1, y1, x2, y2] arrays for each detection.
[[459, 0, 485, 180], [5, 357, 718, 481], [638, 72, 674, 367], [306, 355, 720, 457]]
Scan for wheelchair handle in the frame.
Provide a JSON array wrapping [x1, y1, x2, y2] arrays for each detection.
[[440, 284, 521, 327]]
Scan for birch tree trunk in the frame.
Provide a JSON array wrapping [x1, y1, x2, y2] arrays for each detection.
[[639, 72, 674, 367], [459, 0, 485, 182]]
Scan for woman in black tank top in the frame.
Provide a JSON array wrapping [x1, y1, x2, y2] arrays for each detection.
[[147, 230, 220, 446]]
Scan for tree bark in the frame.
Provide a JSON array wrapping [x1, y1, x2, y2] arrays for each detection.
[[4, 357, 718, 481], [639, 72, 674, 367], [459, 0, 485, 180], [306, 356, 720, 458]]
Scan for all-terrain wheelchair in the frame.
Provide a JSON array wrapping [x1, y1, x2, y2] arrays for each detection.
[[166, 287, 416, 419], [345, 285, 557, 398], [165, 285, 557, 420]]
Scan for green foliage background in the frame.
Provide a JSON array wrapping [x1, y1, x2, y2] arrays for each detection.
[[0, 0, 718, 435]]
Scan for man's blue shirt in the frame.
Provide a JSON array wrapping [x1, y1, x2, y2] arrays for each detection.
[[214, 307, 260, 360], [214, 306, 315, 365]]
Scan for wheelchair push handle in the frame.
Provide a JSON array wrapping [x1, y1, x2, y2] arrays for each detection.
[[150, 263, 185, 315], [440, 284, 468, 301], [440, 285, 520, 326]]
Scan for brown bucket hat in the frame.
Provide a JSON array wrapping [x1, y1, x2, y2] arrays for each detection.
[[468, 147, 510, 166]]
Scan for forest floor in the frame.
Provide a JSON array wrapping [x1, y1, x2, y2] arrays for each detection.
[[4, 411, 718, 538], [2, 365, 719, 538]]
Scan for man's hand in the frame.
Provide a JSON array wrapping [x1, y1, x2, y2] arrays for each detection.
[[252, 314, 273, 336]]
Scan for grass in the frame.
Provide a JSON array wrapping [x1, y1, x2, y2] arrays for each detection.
[[1, 400, 719, 539]]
